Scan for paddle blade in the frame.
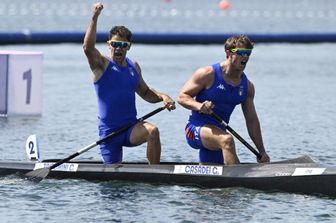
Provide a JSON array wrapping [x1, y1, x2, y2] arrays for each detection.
[[25, 168, 50, 182]]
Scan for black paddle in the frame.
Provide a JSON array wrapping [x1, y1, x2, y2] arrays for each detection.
[[210, 112, 262, 159], [25, 106, 167, 181]]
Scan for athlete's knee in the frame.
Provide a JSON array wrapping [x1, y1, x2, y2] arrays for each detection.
[[147, 125, 160, 139], [219, 134, 234, 150]]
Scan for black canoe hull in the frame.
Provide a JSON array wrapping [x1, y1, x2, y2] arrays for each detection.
[[0, 155, 335, 197]]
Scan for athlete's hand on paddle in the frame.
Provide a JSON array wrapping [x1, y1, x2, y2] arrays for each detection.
[[92, 2, 103, 18], [257, 151, 270, 163], [199, 100, 214, 114], [161, 95, 176, 111]]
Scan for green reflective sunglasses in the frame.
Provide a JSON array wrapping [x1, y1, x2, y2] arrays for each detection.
[[107, 40, 131, 48], [230, 48, 252, 57]]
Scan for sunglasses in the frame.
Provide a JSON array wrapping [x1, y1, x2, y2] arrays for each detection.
[[107, 40, 131, 48], [230, 48, 252, 57]]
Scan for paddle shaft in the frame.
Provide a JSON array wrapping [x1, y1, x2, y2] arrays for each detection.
[[210, 113, 262, 159], [48, 106, 166, 170]]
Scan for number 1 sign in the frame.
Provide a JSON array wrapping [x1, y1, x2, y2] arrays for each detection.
[[0, 51, 43, 116]]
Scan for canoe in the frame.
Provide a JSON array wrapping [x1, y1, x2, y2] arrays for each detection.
[[0, 155, 335, 197]]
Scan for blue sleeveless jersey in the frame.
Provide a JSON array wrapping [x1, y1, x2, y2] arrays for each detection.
[[189, 63, 248, 129], [94, 58, 140, 128]]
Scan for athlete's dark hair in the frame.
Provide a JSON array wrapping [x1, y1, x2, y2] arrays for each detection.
[[108, 26, 132, 41], [224, 35, 254, 51]]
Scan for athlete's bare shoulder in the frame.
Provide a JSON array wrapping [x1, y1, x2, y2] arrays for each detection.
[[192, 65, 215, 89]]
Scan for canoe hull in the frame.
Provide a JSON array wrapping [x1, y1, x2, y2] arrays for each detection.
[[0, 156, 335, 197]]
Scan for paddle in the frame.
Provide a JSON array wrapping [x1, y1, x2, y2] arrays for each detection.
[[25, 106, 167, 181], [210, 112, 262, 159]]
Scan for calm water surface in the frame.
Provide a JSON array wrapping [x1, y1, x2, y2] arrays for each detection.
[[1, 0, 336, 222]]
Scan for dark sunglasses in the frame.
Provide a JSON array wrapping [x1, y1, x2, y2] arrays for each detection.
[[230, 48, 252, 57], [107, 40, 131, 48]]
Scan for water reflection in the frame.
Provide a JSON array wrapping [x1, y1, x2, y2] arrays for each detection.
[[97, 181, 263, 222]]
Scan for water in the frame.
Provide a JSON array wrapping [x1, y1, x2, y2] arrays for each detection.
[[1, 1, 336, 222]]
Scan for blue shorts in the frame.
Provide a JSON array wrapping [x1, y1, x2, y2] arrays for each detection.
[[185, 122, 224, 164], [98, 123, 137, 164]]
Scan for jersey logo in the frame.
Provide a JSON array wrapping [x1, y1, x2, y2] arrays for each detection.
[[239, 86, 244, 96], [194, 126, 200, 140], [129, 67, 135, 76], [217, 84, 225, 91], [111, 65, 119, 72]]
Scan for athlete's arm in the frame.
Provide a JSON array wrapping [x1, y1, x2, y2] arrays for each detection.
[[178, 66, 215, 114], [134, 61, 176, 110], [83, 3, 108, 82], [241, 80, 270, 162]]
